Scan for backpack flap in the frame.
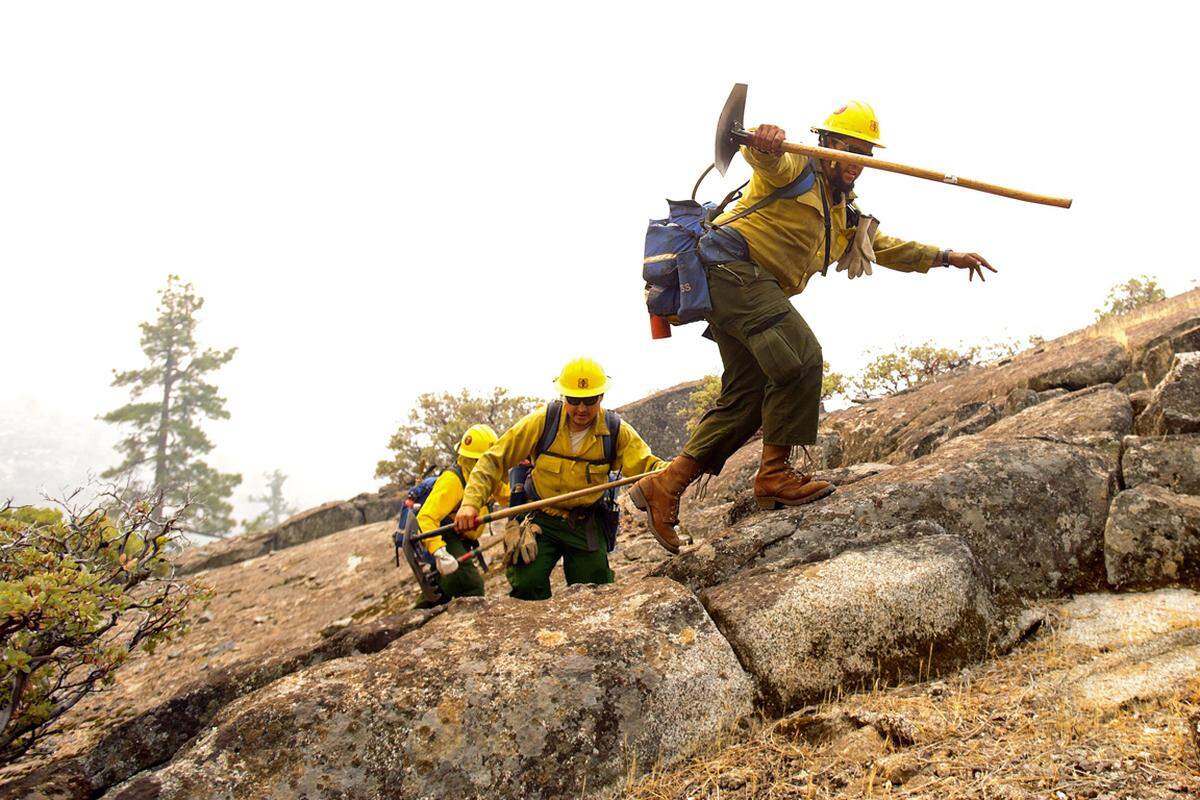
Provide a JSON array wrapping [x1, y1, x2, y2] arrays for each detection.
[[674, 247, 711, 324]]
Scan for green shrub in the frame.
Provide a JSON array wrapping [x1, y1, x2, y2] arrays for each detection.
[[0, 493, 206, 763]]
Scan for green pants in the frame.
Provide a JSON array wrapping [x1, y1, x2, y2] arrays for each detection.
[[438, 531, 486, 600], [506, 511, 614, 601], [683, 259, 823, 473]]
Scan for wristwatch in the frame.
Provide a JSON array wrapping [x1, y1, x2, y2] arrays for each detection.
[[937, 249, 952, 267]]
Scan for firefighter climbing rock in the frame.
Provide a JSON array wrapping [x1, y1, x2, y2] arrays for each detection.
[[632, 100, 996, 554], [454, 357, 666, 600], [408, 423, 507, 604]]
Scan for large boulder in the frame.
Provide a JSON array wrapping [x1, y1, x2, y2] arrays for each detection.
[[702, 534, 998, 714], [1105, 484, 1200, 589], [616, 379, 705, 458], [1122, 434, 1200, 495], [1135, 352, 1200, 436], [1143, 324, 1200, 388], [1026, 339, 1130, 393], [661, 388, 1124, 601], [104, 579, 755, 800], [0, 610, 442, 800]]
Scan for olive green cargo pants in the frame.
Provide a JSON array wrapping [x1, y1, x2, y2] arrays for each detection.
[[506, 511, 614, 601], [682, 259, 823, 473], [438, 531, 486, 599]]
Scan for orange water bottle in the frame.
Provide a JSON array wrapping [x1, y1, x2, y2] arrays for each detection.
[[649, 314, 672, 339]]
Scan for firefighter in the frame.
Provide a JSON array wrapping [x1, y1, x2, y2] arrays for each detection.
[[417, 423, 505, 600], [632, 101, 994, 553], [454, 357, 666, 600]]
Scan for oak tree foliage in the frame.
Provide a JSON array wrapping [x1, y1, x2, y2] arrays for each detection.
[[376, 388, 538, 489], [850, 338, 1039, 399], [1094, 274, 1166, 321], [0, 493, 206, 764]]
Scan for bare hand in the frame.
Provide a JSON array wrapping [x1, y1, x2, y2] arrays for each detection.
[[454, 505, 480, 533], [948, 251, 996, 283], [749, 124, 786, 156]]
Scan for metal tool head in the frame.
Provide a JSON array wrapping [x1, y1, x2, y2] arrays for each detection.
[[714, 83, 749, 176]]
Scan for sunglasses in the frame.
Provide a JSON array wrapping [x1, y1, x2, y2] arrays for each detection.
[[824, 135, 873, 157], [563, 395, 600, 407]]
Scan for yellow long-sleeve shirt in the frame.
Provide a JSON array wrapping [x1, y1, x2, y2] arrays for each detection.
[[714, 147, 941, 296], [417, 457, 508, 553], [462, 404, 666, 513]]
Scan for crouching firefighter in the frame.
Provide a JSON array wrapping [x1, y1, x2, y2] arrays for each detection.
[[455, 357, 667, 601], [409, 424, 507, 605]]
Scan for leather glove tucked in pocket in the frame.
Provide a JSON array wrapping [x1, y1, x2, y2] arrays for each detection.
[[503, 517, 540, 567], [835, 215, 879, 279]]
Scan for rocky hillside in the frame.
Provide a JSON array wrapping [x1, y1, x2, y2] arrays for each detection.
[[3, 290, 1199, 800]]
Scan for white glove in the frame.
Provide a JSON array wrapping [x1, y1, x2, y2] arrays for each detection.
[[835, 215, 879, 279], [433, 547, 459, 576]]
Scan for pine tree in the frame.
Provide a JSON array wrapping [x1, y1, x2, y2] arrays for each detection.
[[243, 469, 297, 533], [101, 275, 241, 536]]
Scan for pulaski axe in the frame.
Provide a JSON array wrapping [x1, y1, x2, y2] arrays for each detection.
[[715, 83, 1072, 208]]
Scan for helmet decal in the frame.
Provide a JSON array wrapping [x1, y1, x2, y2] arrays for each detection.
[[463, 434, 473, 446], [833, 105, 847, 115], [578, 377, 589, 389]]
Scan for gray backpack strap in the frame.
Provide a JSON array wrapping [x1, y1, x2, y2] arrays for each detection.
[[534, 400, 563, 459], [711, 159, 815, 229], [602, 410, 621, 470]]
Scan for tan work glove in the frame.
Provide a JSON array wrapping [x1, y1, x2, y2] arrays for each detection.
[[835, 215, 879, 279], [503, 517, 540, 567]]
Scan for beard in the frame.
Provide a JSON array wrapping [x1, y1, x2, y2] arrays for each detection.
[[830, 170, 857, 195]]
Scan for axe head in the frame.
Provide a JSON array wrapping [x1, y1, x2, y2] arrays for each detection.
[[714, 83, 749, 176]]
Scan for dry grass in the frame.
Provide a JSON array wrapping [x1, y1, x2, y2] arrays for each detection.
[[1060, 288, 1200, 351], [624, 609, 1200, 800]]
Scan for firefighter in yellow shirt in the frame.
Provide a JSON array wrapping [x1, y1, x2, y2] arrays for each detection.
[[454, 358, 666, 600], [632, 101, 995, 554], [417, 424, 507, 601]]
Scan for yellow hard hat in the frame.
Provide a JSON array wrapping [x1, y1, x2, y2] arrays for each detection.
[[457, 424, 499, 460], [811, 101, 885, 148], [554, 357, 609, 398]]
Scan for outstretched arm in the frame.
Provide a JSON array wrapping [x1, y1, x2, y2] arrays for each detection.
[[873, 229, 997, 283]]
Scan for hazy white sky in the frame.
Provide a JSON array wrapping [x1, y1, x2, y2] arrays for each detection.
[[2, 2, 1196, 521]]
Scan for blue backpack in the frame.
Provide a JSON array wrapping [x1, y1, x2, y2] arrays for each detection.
[[643, 161, 817, 325], [396, 475, 438, 535]]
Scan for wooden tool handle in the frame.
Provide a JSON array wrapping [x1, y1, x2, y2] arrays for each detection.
[[779, 141, 1072, 208], [411, 471, 653, 542]]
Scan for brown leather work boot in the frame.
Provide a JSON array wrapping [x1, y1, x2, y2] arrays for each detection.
[[628, 455, 703, 554], [754, 444, 835, 509]]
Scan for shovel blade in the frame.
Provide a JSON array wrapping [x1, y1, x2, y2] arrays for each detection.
[[714, 83, 748, 176]]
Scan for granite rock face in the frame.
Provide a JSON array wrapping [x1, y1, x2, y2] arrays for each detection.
[[702, 534, 998, 714], [616, 379, 705, 458], [175, 492, 404, 575], [103, 580, 754, 800], [661, 387, 1125, 601], [1135, 352, 1200, 436], [1105, 484, 1200, 589], [818, 295, 1199, 468], [1122, 434, 1200, 495]]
